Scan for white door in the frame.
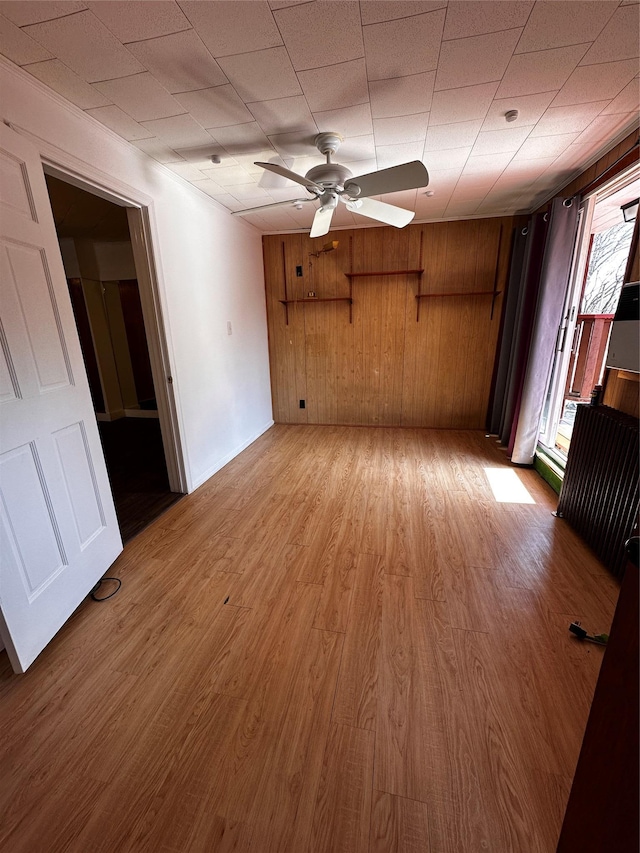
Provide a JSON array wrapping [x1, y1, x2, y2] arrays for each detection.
[[0, 123, 122, 673]]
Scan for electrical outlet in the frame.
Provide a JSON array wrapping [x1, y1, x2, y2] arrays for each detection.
[[299, 399, 305, 409], [296, 265, 303, 277], [227, 321, 232, 335]]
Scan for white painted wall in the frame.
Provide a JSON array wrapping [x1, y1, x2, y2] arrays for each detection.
[[1, 59, 273, 492]]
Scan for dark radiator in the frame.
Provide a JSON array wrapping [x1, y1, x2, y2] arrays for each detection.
[[557, 405, 639, 578]]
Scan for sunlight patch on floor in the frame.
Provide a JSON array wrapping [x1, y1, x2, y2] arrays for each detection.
[[484, 467, 536, 504]]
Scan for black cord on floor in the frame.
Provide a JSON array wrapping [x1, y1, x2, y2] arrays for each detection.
[[89, 577, 122, 601]]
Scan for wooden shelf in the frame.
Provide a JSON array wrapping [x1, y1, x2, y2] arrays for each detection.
[[345, 269, 424, 279], [415, 290, 501, 299], [279, 297, 352, 305], [279, 296, 353, 323], [415, 289, 502, 321]]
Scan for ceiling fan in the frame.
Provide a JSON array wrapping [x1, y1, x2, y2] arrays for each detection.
[[231, 132, 429, 237]]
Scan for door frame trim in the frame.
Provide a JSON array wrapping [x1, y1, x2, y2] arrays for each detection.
[[6, 121, 189, 494]]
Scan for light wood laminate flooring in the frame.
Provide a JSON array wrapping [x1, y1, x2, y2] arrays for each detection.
[[0, 426, 619, 852]]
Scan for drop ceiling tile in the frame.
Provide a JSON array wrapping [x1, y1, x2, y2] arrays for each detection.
[[23, 10, 144, 82], [236, 150, 287, 176], [360, 1, 445, 25], [571, 112, 637, 148], [204, 165, 255, 187], [24, 59, 110, 108], [191, 178, 227, 197], [452, 174, 496, 195], [217, 47, 300, 102], [175, 85, 254, 128], [273, 1, 363, 71], [515, 2, 617, 54], [0, 13, 52, 64], [174, 144, 233, 167], [496, 43, 589, 99], [266, 209, 304, 230], [127, 30, 228, 93], [498, 157, 557, 182], [270, 132, 320, 159], [208, 193, 247, 212], [551, 59, 639, 107], [363, 8, 446, 81], [471, 125, 534, 156], [85, 105, 155, 140], [163, 161, 209, 182], [369, 72, 435, 118], [481, 91, 557, 131], [94, 73, 184, 121], [580, 5, 640, 66], [443, 1, 533, 40], [530, 101, 610, 137], [514, 132, 579, 160], [210, 122, 271, 154], [420, 167, 462, 192], [335, 135, 376, 162], [180, 0, 281, 57], [445, 199, 483, 217], [602, 77, 640, 115], [462, 152, 514, 176], [132, 137, 184, 163], [226, 184, 271, 200], [435, 28, 522, 91], [139, 114, 215, 147], [430, 82, 498, 126], [297, 58, 369, 112], [87, 1, 190, 42], [373, 113, 429, 146], [247, 96, 316, 135], [425, 148, 471, 171], [379, 189, 418, 208], [313, 103, 373, 137], [0, 2, 87, 26], [424, 119, 483, 152], [376, 141, 425, 169]]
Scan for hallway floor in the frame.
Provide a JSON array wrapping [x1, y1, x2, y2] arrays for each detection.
[[98, 416, 182, 542]]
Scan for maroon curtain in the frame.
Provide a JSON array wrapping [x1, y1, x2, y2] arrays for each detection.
[[511, 197, 580, 464]]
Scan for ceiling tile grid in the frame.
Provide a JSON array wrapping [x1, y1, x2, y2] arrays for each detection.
[[0, 0, 636, 231]]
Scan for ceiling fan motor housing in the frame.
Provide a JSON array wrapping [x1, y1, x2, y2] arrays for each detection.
[[305, 162, 353, 189]]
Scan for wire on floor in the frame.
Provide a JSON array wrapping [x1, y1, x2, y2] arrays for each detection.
[[89, 577, 122, 601]]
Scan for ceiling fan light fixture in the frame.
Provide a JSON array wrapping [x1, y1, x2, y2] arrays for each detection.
[[245, 133, 429, 233]]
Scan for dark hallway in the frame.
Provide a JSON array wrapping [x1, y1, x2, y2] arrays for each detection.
[[98, 417, 181, 542]]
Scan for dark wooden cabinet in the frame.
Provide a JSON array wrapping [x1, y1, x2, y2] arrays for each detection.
[[556, 549, 639, 852]]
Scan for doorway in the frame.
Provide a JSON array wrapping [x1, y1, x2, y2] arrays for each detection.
[[538, 166, 639, 460], [45, 174, 182, 541]]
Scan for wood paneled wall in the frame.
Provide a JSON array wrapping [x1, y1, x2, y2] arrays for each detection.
[[263, 217, 514, 428]]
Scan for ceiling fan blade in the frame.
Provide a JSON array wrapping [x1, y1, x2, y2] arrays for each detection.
[[255, 162, 321, 192], [344, 161, 429, 198], [310, 206, 334, 238], [231, 198, 315, 216], [346, 197, 415, 228]]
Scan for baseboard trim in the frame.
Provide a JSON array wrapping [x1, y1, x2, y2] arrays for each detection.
[[190, 419, 275, 492]]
